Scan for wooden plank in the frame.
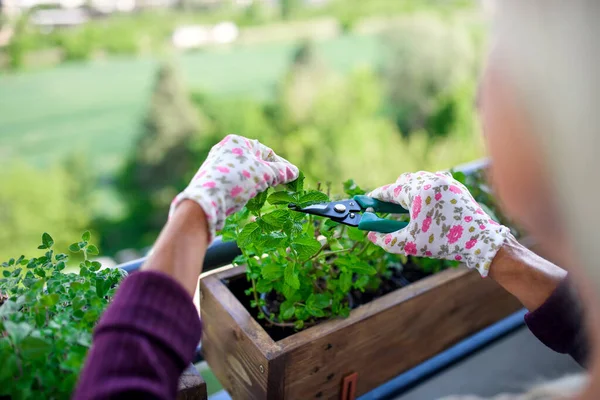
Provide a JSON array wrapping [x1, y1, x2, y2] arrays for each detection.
[[201, 265, 521, 399], [200, 268, 284, 399], [280, 268, 521, 399], [177, 365, 208, 400]]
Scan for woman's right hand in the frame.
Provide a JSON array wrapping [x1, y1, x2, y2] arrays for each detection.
[[366, 171, 509, 277], [169, 134, 299, 242]]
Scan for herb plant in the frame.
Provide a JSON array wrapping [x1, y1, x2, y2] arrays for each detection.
[[221, 173, 446, 330], [0, 232, 126, 399], [222, 168, 510, 331]]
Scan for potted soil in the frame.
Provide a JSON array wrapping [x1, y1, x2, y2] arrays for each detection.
[[0, 233, 207, 400], [199, 161, 525, 399]]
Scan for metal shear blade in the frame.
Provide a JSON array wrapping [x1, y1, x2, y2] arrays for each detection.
[[288, 199, 363, 227]]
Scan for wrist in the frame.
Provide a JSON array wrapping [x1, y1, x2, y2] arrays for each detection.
[[488, 234, 567, 311], [170, 192, 218, 243], [142, 200, 210, 296]]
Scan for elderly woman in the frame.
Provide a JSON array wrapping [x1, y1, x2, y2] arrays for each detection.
[[75, 1, 599, 399]]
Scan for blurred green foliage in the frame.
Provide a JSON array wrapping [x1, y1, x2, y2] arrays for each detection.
[[0, 162, 91, 262], [102, 63, 203, 251], [107, 34, 484, 253], [0, 3, 486, 258], [1, 0, 476, 71]]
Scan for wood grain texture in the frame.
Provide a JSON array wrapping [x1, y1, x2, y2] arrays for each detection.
[[200, 265, 522, 400], [177, 365, 208, 400], [200, 267, 284, 399], [280, 267, 521, 399]]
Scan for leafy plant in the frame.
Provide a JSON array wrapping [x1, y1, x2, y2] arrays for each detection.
[[222, 167, 513, 331], [0, 232, 126, 399], [222, 173, 439, 330]]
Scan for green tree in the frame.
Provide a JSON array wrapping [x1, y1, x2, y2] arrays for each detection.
[[381, 15, 476, 137], [116, 62, 202, 250]]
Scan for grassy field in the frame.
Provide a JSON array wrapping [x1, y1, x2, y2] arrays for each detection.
[[0, 34, 383, 176]]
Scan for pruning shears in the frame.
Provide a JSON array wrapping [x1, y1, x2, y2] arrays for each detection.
[[288, 195, 409, 234]]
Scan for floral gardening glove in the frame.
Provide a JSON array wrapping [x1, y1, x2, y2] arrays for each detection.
[[367, 171, 509, 277], [169, 134, 299, 242]]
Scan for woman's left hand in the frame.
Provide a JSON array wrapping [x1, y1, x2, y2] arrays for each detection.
[[169, 134, 299, 242], [367, 171, 509, 277]]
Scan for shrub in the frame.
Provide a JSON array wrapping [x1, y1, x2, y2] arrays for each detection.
[[0, 232, 126, 398]]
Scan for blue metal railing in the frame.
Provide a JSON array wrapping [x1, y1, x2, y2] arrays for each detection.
[[118, 236, 241, 274]]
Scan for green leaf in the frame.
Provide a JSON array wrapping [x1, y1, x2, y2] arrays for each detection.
[[260, 232, 287, 250], [294, 305, 309, 320], [329, 239, 344, 251], [90, 261, 102, 272], [10, 268, 21, 277], [33, 267, 46, 278], [82, 231, 91, 242], [298, 191, 329, 206], [96, 278, 108, 298], [246, 190, 269, 212], [237, 222, 262, 247], [69, 243, 80, 253], [310, 294, 331, 309], [284, 264, 300, 289], [55, 261, 66, 271], [286, 171, 305, 192], [355, 275, 370, 290], [294, 320, 304, 330], [4, 321, 32, 342], [87, 245, 99, 255], [20, 335, 51, 360], [42, 232, 54, 249], [343, 179, 365, 196], [282, 283, 297, 299], [349, 263, 377, 275], [348, 227, 365, 242], [280, 301, 295, 320], [339, 271, 352, 292], [22, 277, 39, 288], [267, 191, 296, 205], [0, 339, 18, 381], [41, 293, 59, 307], [255, 279, 273, 293], [73, 309, 85, 319], [292, 235, 322, 260], [308, 307, 325, 318], [262, 210, 290, 229], [72, 296, 86, 311], [451, 170, 467, 184], [2, 270, 10, 278], [262, 263, 284, 280]]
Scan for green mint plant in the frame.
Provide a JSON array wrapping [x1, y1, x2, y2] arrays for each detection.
[[0, 232, 126, 399], [221, 168, 510, 331], [221, 173, 407, 330]]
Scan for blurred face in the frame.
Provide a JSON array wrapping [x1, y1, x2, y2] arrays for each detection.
[[479, 60, 567, 263]]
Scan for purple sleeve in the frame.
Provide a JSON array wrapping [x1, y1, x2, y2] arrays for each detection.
[[524, 275, 588, 367], [73, 271, 202, 399]]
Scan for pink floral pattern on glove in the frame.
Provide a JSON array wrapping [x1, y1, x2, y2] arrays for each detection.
[[367, 171, 509, 277], [169, 134, 299, 242]]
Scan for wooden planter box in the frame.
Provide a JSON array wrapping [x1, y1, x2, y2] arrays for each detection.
[[200, 263, 522, 399], [177, 365, 208, 400]]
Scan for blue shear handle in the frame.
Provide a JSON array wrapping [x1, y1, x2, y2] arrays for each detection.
[[354, 195, 409, 214], [358, 212, 409, 233]]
